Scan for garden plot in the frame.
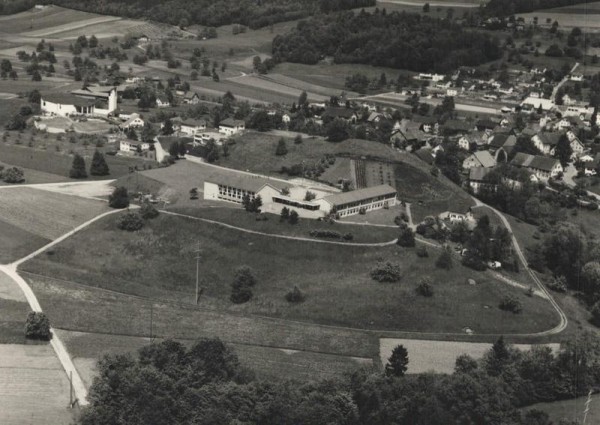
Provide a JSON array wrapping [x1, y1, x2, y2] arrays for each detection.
[[0, 187, 109, 240], [228, 75, 329, 102]]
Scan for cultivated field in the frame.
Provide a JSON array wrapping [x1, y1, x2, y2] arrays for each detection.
[[0, 187, 109, 240], [0, 219, 50, 264], [0, 344, 74, 425], [21, 212, 560, 334], [0, 5, 103, 35], [380, 338, 560, 374], [0, 270, 31, 342], [227, 75, 330, 102]]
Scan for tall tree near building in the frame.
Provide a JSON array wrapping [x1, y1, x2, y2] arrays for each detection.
[[554, 134, 572, 167], [69, 154, 87, 178], [90, 151, 110, 176]]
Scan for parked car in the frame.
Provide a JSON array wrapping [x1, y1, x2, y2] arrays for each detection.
[[487, 261, 502, 270]]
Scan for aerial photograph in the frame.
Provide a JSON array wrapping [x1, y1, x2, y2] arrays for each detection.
[[0, 0, 600, 423]]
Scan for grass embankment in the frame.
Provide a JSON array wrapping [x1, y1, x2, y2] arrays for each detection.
[[21, 212, 559, 334]]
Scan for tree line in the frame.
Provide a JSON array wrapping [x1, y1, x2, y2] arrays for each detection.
[[272, 9, 503, 73], [9, 0, 374, 29], [79, 334, 600, 424]]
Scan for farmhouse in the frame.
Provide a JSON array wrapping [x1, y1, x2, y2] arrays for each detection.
[[318, 185, 397, 218], [156, 96, 170, 108], [462, 151, 496, 170], [468, 167, 495, 194], [219, 118, 245, 136], [511, 153, 563, 182], [321, 107, 358, 124]]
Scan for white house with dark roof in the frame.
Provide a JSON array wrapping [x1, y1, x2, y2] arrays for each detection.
[[180, 119, 207, 137], [182, 91, 200, 104], [219, 118, 245, 136], [120, 113, 144, 130]]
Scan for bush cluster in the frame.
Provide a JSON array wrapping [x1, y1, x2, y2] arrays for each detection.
[[25, 312, 51, 340], [230, 266, 256, 304], [118, 211, 144, 231], [499, 295, 523, 314], [416, 277, 434, 297], [370, 262, 402, 283], [285, 286, 305, 303]]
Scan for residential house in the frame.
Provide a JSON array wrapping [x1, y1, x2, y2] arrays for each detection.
[[414, 148, 435, 165], [180, 119, 207, 137], [156, 96, 170, 108], [414, 116, 439, 134], [510, 153, 563, 181], [476, 119, 498, 132], [321, 107, 358, 123], [468, 167, 495, 194], [458, 132, 486, 151], [219, 118, 245, 136], [182, 91, 200, 104], [462, 150, 496, 170], [119, 139, 150, 153], [120, 113, 144, 130], [532, 131, 582, 159]]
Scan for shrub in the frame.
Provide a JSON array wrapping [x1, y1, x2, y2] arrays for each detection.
[[416, 245, 429, 257], [118, 212, 144, 231], [289, 210, 299, 224], [435, 247, 453, 270], [25, 312, 51, 340], [343, 233, 354, 241], [285, 286, 305, 303], [499, 295, 522, 314], [230, 285, 252, 304], [109, 186, 130, 209], [140, 202, 159, 219], [69, 153, 87, 178], [309, 229, 341, 239], [233, 266, 257, 288], [397, 227, 415, 247], [2, 166, 24, 183], [370, 262, 402, 283], [416, 277, 434, 297], [546, 275, 567, 293]]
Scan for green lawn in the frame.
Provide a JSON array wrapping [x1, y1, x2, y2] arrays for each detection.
[[0, 270, 32, 343], [21, 212, 560, 334]]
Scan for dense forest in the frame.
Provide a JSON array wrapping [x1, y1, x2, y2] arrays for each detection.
[[272, 10, 503, 73], [484, 0, 582, 17], [0, 0, 375, 29], [79, 335, 599, 425]]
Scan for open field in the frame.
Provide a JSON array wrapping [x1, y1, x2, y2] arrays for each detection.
[[0, 142, 151, 180], [0, 5, 103, 35], [169, 207, 397, 243], [380, 338, 560, 374], [21, 212, 560, 334], [517, 10, 600, 29], [57, 329, 373, 386], [24, 272, 378, 359], [227, 75, 329, 102], [0, 187, 109, 240], [220, 132, 407, 177], [259, 73, 355, 97], [524, 395, 600, 424], [0, 162, 70, 186], [0, 219, 50, 264], [0, 344, 74, 425]]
